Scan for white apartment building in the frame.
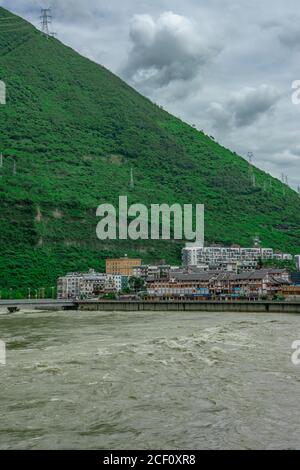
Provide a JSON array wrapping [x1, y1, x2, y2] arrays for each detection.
[[57, 270, 126, 299], [182, 245, 297, 270], [273, 252, 293, 261], [57, 273, 82, 299], [79, 272, 110, 298], [182, 245, 276, 269], [132, 265, 180, 281]]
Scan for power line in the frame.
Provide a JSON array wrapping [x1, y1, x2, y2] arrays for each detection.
[[247, 152, 256, 188]]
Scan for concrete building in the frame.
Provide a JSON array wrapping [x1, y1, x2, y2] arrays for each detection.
[[132, 265, 180, 281], [57, 270, 127, 299], [57, 273, 82, 300], [79, 272, 108, 298], [106, 256, 142, 276], [273, 252, 293, 261], [295, 255, 300, 270], [182, 245, 294, 270]]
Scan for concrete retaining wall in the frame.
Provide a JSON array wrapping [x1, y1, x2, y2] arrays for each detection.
[[78, 301, 300, 314]]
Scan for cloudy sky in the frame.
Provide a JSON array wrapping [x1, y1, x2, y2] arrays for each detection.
[[2, 0, 300, 189]]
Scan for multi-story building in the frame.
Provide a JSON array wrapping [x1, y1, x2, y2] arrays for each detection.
[[79, 272, 108, 298], [280, 285, 300, 300], [132, 265, 180, 281], [182, 245, 295, 270], [291, 272, 300, 285], [106, 256, 142, 276], [223, 269, 290, 299], [273, 252, 293, 261], [146, 269, 290, 301], [147, 272, 213, 300], [112, 274, 128, 292], [57, 273, 83, 299], [57, 270, 127, 299]]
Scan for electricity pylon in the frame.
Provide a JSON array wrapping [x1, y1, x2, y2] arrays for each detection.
[[40, 8, 56, 37], [130, 168, 134, 190]]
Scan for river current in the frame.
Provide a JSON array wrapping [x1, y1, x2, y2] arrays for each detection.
[[0, 309, 300, 450]]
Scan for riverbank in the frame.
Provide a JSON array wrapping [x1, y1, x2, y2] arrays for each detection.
[[1, 299, 300, 314], [78, 300, 300, 314]]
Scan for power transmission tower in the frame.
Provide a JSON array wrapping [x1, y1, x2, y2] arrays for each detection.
[[253, 234, 261, 248], [130, 168, 135, 190], [247, 152, 255, 188], [247, 152, 253, 174], [0, 153, 3, 168], [247, 152, 253, 164], [40, 8, 56, 38], [281, 173, 286, 196]]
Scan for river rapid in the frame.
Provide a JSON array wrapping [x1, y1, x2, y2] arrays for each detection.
[[0, 309, 300, 450]]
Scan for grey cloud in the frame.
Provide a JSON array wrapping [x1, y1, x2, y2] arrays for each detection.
[[207, 85, 281, 130], [229, 85, 281, 127], [263, 150, 300, 167], [122, 11, 219, 88], [262, 15, 300, 48], [207, 102, 232, 131], [1, 0, 115, 30], [278, 26, 300, 48], [50, 0, 114, 24]]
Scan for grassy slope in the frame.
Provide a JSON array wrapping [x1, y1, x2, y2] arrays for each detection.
[[0, 7, 299, 291]]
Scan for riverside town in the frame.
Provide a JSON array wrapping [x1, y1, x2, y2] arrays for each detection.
[[55, 239, 300, 304]]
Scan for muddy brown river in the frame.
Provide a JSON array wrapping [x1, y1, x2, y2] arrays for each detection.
[[0, 309, 300, 449]]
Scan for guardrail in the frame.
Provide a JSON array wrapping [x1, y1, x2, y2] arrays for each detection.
[[0, 299, 77, 309]]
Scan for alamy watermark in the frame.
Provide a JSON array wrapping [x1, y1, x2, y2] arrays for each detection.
[[291, 340, 300, 366], [0, 80, 6, 105], [291, 80, 300, 105], [0, 340, 6, 366], [96, 196, 204, 244]]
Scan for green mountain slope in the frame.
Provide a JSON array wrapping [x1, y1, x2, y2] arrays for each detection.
[[0, 6, 299, 292]]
